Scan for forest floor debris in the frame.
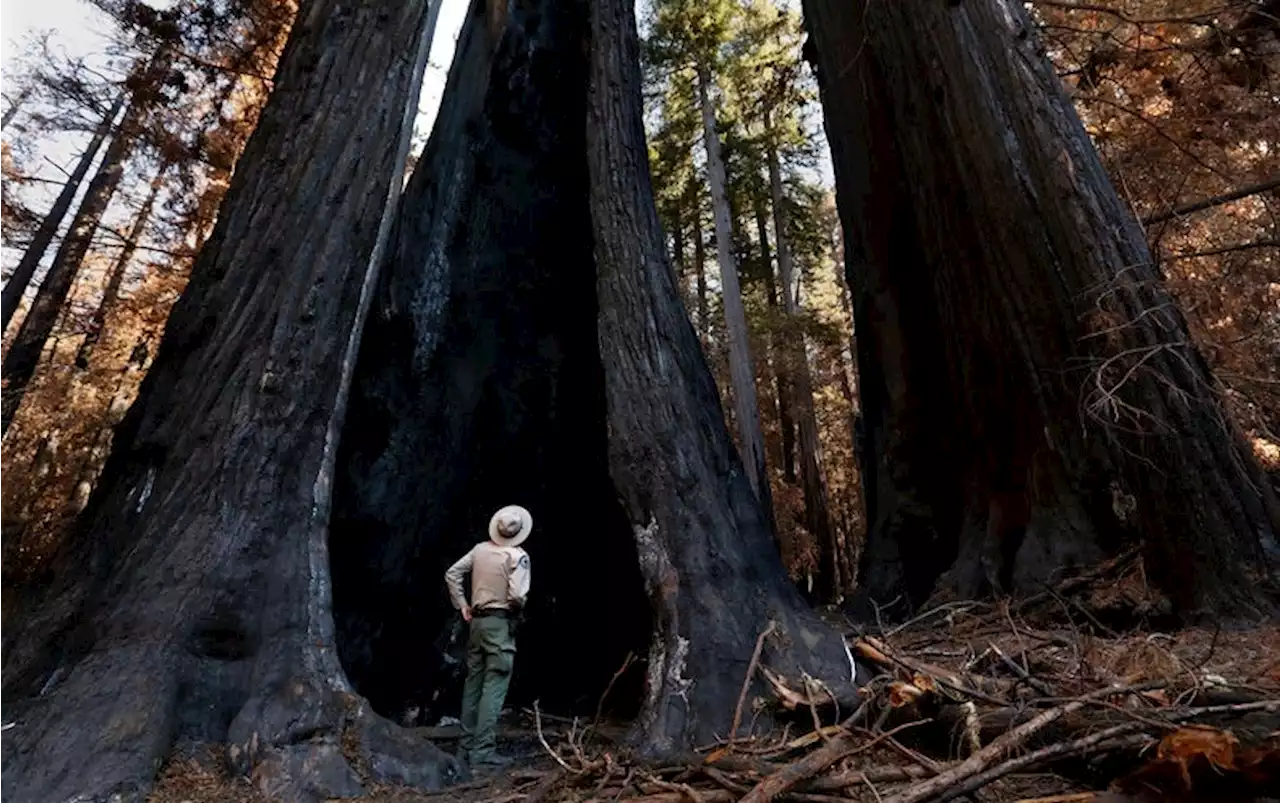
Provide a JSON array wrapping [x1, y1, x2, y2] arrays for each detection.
[[147, 554, 1280, 803]]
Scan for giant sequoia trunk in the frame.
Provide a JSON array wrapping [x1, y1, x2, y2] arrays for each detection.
[[802, 0, 1279, 616], [0, 2, 448, 801], [329, 0, 652, 726], [588, 0, 863, 754]]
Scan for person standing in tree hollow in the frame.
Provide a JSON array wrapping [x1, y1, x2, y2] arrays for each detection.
[[444, 505, 532, 770]]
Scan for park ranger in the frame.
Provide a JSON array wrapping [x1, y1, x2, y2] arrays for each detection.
[[444, 504, 532, 770]]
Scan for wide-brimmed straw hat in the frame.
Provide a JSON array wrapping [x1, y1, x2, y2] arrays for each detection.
[[488, 505, 533, 547]]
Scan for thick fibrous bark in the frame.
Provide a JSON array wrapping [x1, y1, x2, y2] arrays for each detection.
[[1, 93, 123, 333], [329, 0, 651, 725], [587, 0, 864, 754], [803, 0, 1279, 615], [696, 65, 773, 515], [1, 2, 447, 801]]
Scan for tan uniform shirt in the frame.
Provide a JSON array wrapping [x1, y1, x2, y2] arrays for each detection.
[[444, 541, 531, 612]]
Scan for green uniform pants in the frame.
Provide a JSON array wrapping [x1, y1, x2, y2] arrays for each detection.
[[459, 614, 515, 764]]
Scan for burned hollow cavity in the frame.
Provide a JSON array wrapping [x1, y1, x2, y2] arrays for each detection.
[[328, 0, 652, 727]]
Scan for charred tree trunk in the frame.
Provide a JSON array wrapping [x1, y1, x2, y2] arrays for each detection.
[[587, 0, 865, 754], [0, 2, 448, 800], [1, 92, 123, 332], [755, 195, 797, 483], [74, 164, 166, 370], [803, 0, 1279, 616], [329, 0, 651, 726], [695, 64, 772, 514], [2, 88, 31, 129], [2, 86, 147, 435], [766, 132, 840, 600]]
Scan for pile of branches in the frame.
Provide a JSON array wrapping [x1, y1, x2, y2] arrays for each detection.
[[512, 556, 1280, 802]]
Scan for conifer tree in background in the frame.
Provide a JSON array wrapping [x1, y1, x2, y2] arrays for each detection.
[[646, 0, 773, 516]]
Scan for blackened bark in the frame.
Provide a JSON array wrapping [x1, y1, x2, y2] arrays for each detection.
[[755, 195, 797, 483], [803, 0, 1279, 616], [587, 0, 866, 755], [1, 86, 147, 435], [329, 0, 651, 725], [74, 164, 166, 369], [0, 2, 450, 800], [1, 92, 123, 332]]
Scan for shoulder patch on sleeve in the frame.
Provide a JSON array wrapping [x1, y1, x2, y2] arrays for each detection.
[[518, 554, 530, 570]]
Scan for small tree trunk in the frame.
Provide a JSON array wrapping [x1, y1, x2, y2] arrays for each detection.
[[755, 195, 796, 483], [671, 200, 685, 281], [1, 86, 149, 435], [587, 0, 864, 755], [695, 63, 772, 515], [803, 0, 1279, 616], [0, 2, 444, 800], [2, 87, 32, 129], [766, 132, 841, 600], [74, 164, 166, 370], [1, 92, 124, 332], [692, 196, 709, 338]]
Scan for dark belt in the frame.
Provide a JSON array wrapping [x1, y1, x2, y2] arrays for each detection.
[[473, 607, 510, 619]]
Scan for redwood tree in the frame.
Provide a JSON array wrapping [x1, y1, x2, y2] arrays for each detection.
[[328, 0, 654, 725], [588, 0, 861, 753], [801, 0, 1279, 616], [0, 1, 446, 800]]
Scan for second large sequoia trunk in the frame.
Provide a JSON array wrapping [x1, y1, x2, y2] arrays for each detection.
[[802, 0, 1279, 616], [588, 0, 863, 753]]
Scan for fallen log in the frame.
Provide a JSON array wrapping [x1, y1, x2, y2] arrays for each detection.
[[737, 734, 861, 803], [881, 685, 1154, 803]]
